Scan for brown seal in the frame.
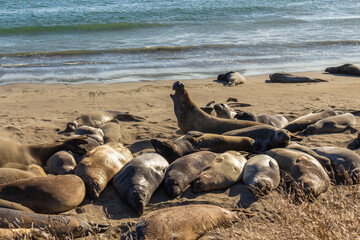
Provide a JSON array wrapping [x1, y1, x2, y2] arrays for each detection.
[[75, 142, 133, 198], [325, 63, 360, 76], [112, 152, 169, 216], [284, 109, 338, 133], [100, 119, 122, 143], [0, 164, 46, 184], [269, 73, 328, 83], [151, 131, 255, 163], [44, 150, 77, 175], [74, 126, 104, 144], [241, 154, 280, 194], [304, 113, 356, 135], [122, 204, 240, 240], [0, 199, 34, 213], [192, 151, 247, 193], [0, 175, 85, 213], [266, 148, 330, 200], [164, 151, 217, 198], [171, 81, 262, 134], [217, 71, 246, 86]]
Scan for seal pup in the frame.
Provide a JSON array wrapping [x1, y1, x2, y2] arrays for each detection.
[[100, 119, 122, 143], [75, 142, 133, 198], [304, 113, 356, 135], [325, 63, 360, 76], [151, 131, 255, 163], [217, 71, 246, 86], [257, 114, 289, 129], [0, 208, 97, 239], [312, 146, 360, 184], [164, 151, 217, 198], [208, 103, 257, 121], [266, 148, 330, 200], [242, 154, 280, 194], [171, 81, 262, 134], [122, 204, 240, 240], [284, 109, 338, 133], [269, 73, 328, 83], [0, 164, 46, 184], [112, 152, 169, 216], [0, 175, 85, 213], [223, 125, 291, 153], [192, 151, 247, 193], [44, 150, 77, 175]]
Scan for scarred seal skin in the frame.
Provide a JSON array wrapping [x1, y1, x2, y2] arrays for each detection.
[[304, 113, 356, 135], [0, 175, 86, 213], [164, 151, 217, 198], [170, 81, 262, 134], [112, 152, 169, 216], [75, 142, 133, 198], [192, 151, 247, 193], [266, 148, 330, 200], [122, 204, 240, 240]]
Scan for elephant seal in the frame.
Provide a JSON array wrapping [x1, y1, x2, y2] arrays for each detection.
[[223, 125, 291, 152], [164, 151, 217, 198], [284, 109, 338, 133], [112, 152, 169, 216], [217, 71, 246, 86], [75, 142, 133, 198], [151, 131, 255, 163], [257, 114, 288, 129], [235, 110, 258, 121], [100, 119, 122, 143], [0, 164, 46, 184], [192, 151, 247, 193], [266, 148, 330, 200], [44, 150, 77, 175], [0, 199, 34, 213], [0, 208, 97, 239], [0, 175, 85, 213], [269, 73, 328, 83], [171, 81, 262, 134], [122, 204, 240, 240], [304, 113, 356, 135], [213, 103, 237, 119], [74, 126, 104, 144], [242, 154, 280, 194], [312, 146, 360, 184], [325, 63, 360, 76]]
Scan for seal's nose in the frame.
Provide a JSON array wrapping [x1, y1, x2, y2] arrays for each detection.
[[173, 81, 184, 90]]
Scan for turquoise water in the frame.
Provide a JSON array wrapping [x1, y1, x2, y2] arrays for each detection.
[[1, 0, 360, 84]]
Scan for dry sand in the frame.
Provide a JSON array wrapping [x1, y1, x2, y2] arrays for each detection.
[[0, 71, 359, 238]]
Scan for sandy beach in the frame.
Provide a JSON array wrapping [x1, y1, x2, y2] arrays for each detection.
[[0, 71, 359, 239]]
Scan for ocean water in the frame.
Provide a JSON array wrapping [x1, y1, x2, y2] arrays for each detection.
[[1, 0, 360, 84]]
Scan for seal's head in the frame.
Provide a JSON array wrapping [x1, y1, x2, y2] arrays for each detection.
[[150, 139, 180, 164], [214, 103, 233, 119], [170, 81, 191, 105], [273, 129, 291, 147], [65, 121, 78, 132]]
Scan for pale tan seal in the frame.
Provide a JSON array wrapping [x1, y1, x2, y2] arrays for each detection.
[[217, 71, 246, 86], [0, 199, 34, 213], [44, 150, 77, 175], [266, 148, 330, 200], [257, 114, 289, 129], [192, 151, 247, 193], [123, 204, 241, 240], [171, 81, 262, 134], [151, 131, 255, 163], [242, 154, 280, 194], [325, 63, 360, 76], [269, 73, 328, 83], [0, 164, 46, 184], [0, 175, 85, 213], [304, 113, 356, 135], [100, 119, 122, 143], [75, 142, 133, 198], [74, 126, 104, 144]]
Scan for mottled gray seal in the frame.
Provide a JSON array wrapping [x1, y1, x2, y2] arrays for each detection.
[[122, 204, 240, 240], [325, 63, 360, 76], [257, 114, 289, 129], [44, 150, 77, 175], [284, 109, 338, 133], [242, 154, 280, 194], [192, 151, 247, 193], [112, 152, 169, 216], [223, 125, 291, 152], [217, 71, 246, 86], [269, 73, 328, 83], [151, 131, 255, 163], [171, 81, 262, 134], [266, 148, 330, 199], [0, 164, 46, 184], [164, 151, 217, 198], [100, 119, 122, 143], [207, 102, 257, 121], [0, 175, 85, 213], [75, 142, 133, 198], [304, 113, 356, 135], [313, 146, 360, 184]]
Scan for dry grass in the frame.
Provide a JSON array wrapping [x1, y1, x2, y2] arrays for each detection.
[[202, 184, 360, 240]]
